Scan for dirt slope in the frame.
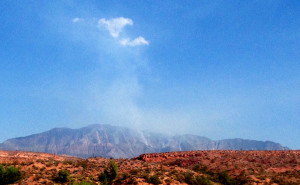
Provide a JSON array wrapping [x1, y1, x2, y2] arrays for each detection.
[[0, 150, 299, 184]]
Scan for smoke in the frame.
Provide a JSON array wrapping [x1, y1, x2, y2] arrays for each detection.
[[65, 16, 200, 135], [65, 16, 150, 129], [36, 5, 250, 139]]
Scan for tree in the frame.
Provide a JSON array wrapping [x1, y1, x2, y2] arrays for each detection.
[[108, 161, 118, 180], [99, 161, 119, 185], [99, 170, 109, 185], [53, 170, 71, 183], [0, 165, 22, 184]]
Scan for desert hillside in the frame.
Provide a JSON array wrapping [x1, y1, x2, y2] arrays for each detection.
[[0, 150, 299, 184]]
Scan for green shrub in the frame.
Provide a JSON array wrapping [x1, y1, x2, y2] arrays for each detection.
[[148, 175, 161, 185], [99, 161, 119, 184], [53, 170, 70, 183], [183, 172, 195, 184], [175, 173, 185, 183], [192, 164, 214, 176], [109, 161, 118, 180], [0, 165, 22, 184], [99, 170, 109, 185], [180, 172, 212, 185], [234, 175, 249, 185], [78, 160, 88, 169], [216, 171, 232, 185], [142, 172, 150, 181], [72, 181, 94, 185], [129, 169, 140, 176], [211, 171, 248, 185], [195, 176, 212, 185]]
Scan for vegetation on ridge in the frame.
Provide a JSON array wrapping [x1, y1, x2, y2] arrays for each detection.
[[0, 150, 299, 184], [0, 164, 22, 184]]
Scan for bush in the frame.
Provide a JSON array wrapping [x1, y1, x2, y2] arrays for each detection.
[[180, 172, 212, 185], [271, 178, 298, 185], [216, 171, 232, 185], [234, 175, 249, 185], [192, 165, 215, 176], [129, 169, 140, 176], [142, 172, 150, 181], [109, 161, 118, 180], [0, 165, 22, 184], [53, 170, 71, 183], [183, 172, 195, 184], [211, 171, 248, 185], [72, 181, 94, 185], [99, 171, 109, 185], [99, 161, 119, 184], [148, 175, 161, 185], [195, 176, 212, 185], [175, 173, 185, 183]]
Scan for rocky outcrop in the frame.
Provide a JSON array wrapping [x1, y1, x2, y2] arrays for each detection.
[[0, 124, 289, 158], [135, 151, 205, 162], [135, 150, 300, 164], [0, 150, 78, 164]]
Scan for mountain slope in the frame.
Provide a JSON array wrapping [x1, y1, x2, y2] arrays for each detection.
[[0, 124, 289, 158]]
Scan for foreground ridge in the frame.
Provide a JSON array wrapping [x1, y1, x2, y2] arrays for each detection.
[[135, 150, 300, 162], [0, 150, 299, 184]]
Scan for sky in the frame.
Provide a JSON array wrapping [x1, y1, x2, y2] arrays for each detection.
[[0, 0, 299, 149]]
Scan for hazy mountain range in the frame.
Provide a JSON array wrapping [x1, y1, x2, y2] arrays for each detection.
[[0, 124, 289, 158]]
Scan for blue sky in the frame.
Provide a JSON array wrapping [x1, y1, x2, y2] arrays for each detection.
[[0, 0, 299, 149]]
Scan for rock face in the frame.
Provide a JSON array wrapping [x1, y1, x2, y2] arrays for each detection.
[[0, 124, 289, 158]]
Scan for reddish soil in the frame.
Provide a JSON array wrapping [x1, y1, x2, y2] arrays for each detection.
[[0, 150, 299, 184], [136, 150, 300, 172]]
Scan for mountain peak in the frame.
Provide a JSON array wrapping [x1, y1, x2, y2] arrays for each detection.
[[0, 124, 289, 158]]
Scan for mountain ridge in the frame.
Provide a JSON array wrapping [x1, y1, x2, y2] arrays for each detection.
[[0, 124, 289, 158]]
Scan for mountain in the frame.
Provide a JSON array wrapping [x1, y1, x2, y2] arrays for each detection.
[[0, 124, 289, 158]]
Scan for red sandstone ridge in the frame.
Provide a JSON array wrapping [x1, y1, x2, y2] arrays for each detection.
[[135, 150, 300, 163], [134, 150, 300, 173], [135, 150, 208, 162], [133, 150, 300, 184], [0, 150, 78, 163]]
